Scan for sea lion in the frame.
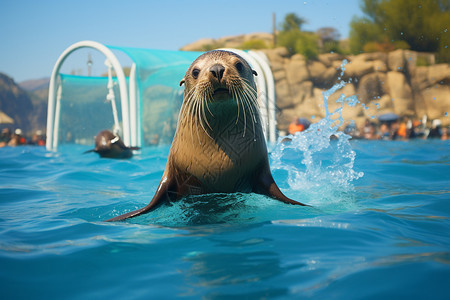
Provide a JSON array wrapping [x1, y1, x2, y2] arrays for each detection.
[[84, 130, 140, 159], [107, 50, 307, 221]]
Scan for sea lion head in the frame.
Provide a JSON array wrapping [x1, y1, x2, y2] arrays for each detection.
[[180, 50, 257, 101], [179, 50, 259, 137], [94, 130, 119, 153], [84, 130, 139, 159]]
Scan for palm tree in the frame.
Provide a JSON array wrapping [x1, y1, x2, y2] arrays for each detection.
[[282, 13, 307, 32]]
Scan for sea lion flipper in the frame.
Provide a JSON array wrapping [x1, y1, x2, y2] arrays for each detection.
[[83, 149, 95, 154], [255, 171, 309, 206], [106, 174, 174, 222]]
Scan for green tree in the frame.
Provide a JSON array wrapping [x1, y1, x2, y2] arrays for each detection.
[[295, 32, 320, 59], [282, 13, 307, 31], [239, 39, 268, 50], [350, 0, 449, 61], [349, 16, 384, 53], [277, 13, 319, 59], [317, 27, 342, 53]]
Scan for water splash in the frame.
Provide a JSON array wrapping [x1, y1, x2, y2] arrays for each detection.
[[271, 60, 363, 207]]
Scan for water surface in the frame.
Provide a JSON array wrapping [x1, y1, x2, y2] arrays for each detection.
[[1, 139, 449, 299]]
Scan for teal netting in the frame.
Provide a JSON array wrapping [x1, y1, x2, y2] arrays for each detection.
[[57, 48, 224, 147], [48, 43, 275, 150], [109, 47, 202, 145], [58, 74, 125, 145]]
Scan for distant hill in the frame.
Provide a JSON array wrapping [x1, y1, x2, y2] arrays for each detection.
[[19, 77, 50, 92], [180, 32, 274, 51], [19, 77, 49, 133], [0, 73, 47, 135]]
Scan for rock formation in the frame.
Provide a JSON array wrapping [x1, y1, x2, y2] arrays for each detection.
[[0, 73, 47, 135], [261, 48, 449, 131], [182, 34, 449, 131]]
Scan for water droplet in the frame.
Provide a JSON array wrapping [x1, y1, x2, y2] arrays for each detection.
[[445, 112, 448, 117], [444, 29, 447, 33], [401, 32, 404, 35], [303, 1, 307, 4], [434, 97, 437, 100]]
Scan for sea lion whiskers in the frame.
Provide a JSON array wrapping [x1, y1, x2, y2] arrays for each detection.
[[225, 75, 256, 137], [242, 82, 259, 124], [198, 84, 214, 140], [238, 79, 259, 137], [243, 83, 257, 132], [194, 97, 203, 145], [240, 78, 258, 109], [203, 94, 214, 130], [184, 83, 214, 143], [201, 86, 214, 130], [229, 84, 241, 124], [229, 83, 249, 137], [196, 89, 213, 142], [182, 87, 199, 145], [193, 87, 207, 144]]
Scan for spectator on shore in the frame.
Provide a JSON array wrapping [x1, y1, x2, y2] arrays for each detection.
[[441, 127, 448, 140], [0, 128, 12, 147], [379, 123, 390, 140], [30, 130, 45, 146], [428, 119, 442, 139], [395, 118, 408, 140], [8, 129, 27, 146], [289, 118, 306, 135], [344, 123, 361, 138], [362, 119, 378, 140]]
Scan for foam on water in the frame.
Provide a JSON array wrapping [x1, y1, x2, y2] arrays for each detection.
[[271, 60, 363, 209]]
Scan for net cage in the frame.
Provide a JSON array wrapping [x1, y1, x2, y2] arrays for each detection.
[[46, 41, 276, 151]]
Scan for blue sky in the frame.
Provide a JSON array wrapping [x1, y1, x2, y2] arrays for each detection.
[[0, 0, 362, 82]]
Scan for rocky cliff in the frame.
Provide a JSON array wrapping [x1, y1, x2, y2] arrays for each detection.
[[0, 73, 47, 135], [182, 33, 449, 130], [262, 48, 449, 131]]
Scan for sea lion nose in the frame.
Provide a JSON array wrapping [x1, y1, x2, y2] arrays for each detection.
[[210, 64, 225, 82]]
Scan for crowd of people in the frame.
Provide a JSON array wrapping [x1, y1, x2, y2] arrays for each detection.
[[288, 117, 449, 141], [1, 117, 448, 148], [0, 128, 46, 147]]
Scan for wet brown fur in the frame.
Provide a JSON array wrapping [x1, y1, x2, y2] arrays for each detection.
[[107, 50, 307, 221]]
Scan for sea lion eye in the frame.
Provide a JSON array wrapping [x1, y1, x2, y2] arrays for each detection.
[[236, 62, 244, 73], [192, 68, 200, 79]]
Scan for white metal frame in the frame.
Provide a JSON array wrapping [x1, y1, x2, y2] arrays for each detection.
[[249, 50, 277, 143], [46, 40, 131, 151]]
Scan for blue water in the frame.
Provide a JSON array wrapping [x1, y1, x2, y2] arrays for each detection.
[[1, 138, 449, 299]]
